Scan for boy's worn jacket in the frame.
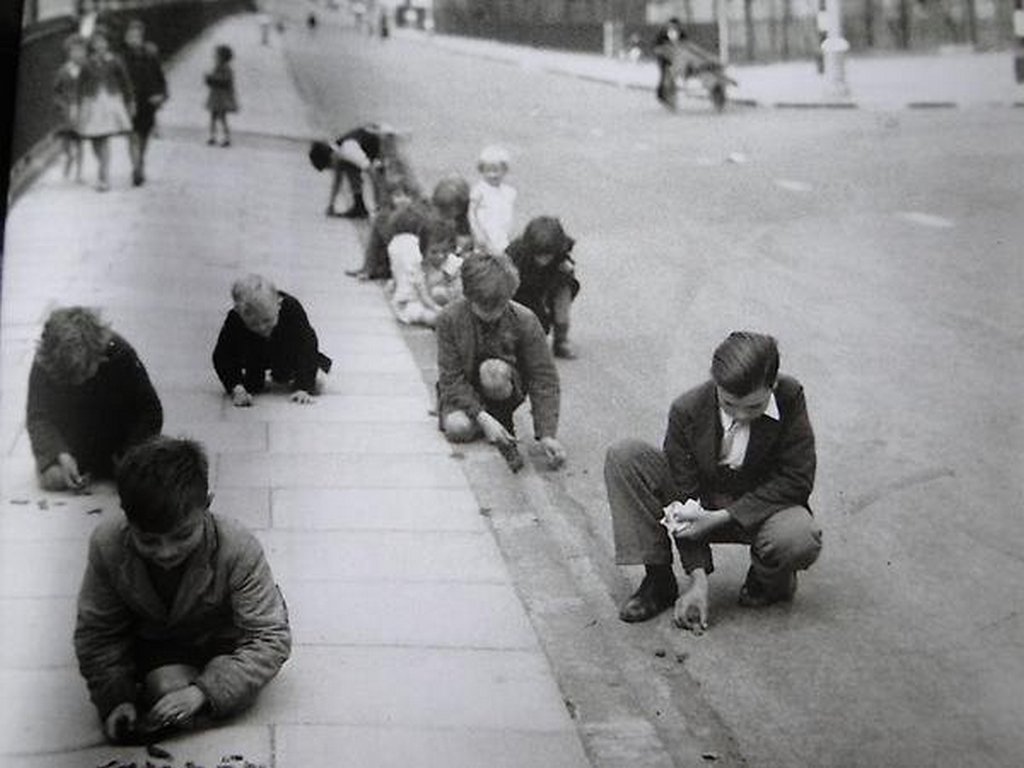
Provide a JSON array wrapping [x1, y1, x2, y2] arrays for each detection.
[[212, 291, 331, 394], [26, 333, 163, 476], [663, 375, 816, 531], [436, 298, 560, 438], [75, 514, 291, 720]]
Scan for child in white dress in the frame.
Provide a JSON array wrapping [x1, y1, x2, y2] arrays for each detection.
[[468, 145, 516, 255]]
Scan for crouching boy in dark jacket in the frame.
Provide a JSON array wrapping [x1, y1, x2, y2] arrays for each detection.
[[74, 436, 291, 744]]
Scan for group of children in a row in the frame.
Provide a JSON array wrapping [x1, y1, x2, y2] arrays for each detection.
[[53, 17, 237, 190]]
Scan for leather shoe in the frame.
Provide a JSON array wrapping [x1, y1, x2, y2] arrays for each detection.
[[619, 572, 678, 623], [738, 570, 797, 608]]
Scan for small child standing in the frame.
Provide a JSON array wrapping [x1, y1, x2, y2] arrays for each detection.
[[75, 436, 291, 743], [506, 216, 581, 359], [77, 26, 133, 192], [204, 44, 237, 147], [468, 145, 517, 255], [53, 33, 87, 182]]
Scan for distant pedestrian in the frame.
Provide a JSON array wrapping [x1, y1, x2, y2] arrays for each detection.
[[506, 216, 581, 359], [26, 307, 163, 492], [436, 252, 565, 470], [468, 145, 516, 255], [122, 19, 167, 186], [652, 17, 685, 109], [212, 274, 332, 406], [75, 436, 291, 744], [204, 44, 237, 147], [306, 12, 317, 31], [77, 26, 133, 191], [53, 33, 87, 182], [309, 123, 405, 219], [379, 10, 390, 38], [605, 332, 822, 631]]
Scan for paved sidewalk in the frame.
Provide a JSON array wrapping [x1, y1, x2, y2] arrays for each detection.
[[397, 28, 1024, 109], [0, 14, 591, 768]]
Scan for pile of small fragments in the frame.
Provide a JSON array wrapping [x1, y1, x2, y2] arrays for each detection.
[[95, 745, 267, 768]]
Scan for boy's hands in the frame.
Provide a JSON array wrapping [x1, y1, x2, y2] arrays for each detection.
[[147, 685, 206, 728], [673, 570, 709, 634], [662, 500, 730, 541], [477, 412, 513, 445], [104, 702, 137, 743], [43, 452, 87, 491], [289, 389, 315, 405], [539, 436, 566, 469], [231, 385, 253, 407]]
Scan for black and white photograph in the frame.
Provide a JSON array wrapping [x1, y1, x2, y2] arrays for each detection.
[[1, 0, 1022, 766]]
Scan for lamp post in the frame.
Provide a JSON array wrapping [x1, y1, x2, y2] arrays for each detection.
[[821, 0, 850, 98], [716, 0, 730, 65], [1015, 0, 1024, 85]]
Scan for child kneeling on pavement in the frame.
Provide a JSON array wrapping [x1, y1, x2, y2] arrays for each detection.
[[212, 274, 332, 406], [75, 436, 291, 744], [506, 216, 581, 359], [387, 216, 461, 327], [436, 251, 566, 469]]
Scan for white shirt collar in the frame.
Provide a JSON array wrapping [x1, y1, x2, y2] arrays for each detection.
[[719, 392, 780, 429]]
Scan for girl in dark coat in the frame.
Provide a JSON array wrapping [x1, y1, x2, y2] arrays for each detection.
[[204, 45, 237, 147], [506, 216, 581, 359], [26, 307, 163, 491]]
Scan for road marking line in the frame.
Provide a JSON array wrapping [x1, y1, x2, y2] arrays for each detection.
[[895, 211, 955, 228], [774, 179, 812, 192]]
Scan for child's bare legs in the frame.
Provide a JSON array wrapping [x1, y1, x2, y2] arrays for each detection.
[[550, 284, 576, 358], [219, 114, 231, 146], [478, 358, 514, 401], [207, 112, 217, 144], [208, 112, 230, 146], [91, 136, 110, 191], [129, 131, 149, 185]]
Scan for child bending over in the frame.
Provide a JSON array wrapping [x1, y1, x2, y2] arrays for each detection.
[[506, 216, 581, 359], [27, 307, 163, 492], [436, 252, 565, 469], [468, 145, 516, 255], [212, 274, 332, 406], [75, 437, 291, 743]]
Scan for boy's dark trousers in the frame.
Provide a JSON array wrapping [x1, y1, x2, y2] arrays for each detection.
[[336, 160, 365, 208], [605, 439, 822, 591]]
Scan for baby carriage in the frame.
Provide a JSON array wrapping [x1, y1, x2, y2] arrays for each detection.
[[654, 37, 736, 112]]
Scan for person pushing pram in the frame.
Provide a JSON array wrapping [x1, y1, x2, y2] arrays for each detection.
[[652, 18, 734, 112]]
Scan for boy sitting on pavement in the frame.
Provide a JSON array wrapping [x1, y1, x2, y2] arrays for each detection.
[[212, 274, 332, 406], [506, 216, 581, 360], [436, 251, 565, 470], [75, 436, 291, 743], [27, 307, 163, 492], [604, 332, 822, 631]]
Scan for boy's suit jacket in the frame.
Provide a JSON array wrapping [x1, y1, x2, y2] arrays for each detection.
[[75, 514, 291, 720], [662, 375, 816, 531]]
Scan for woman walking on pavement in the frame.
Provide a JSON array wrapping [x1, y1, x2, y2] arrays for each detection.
[[204, 44, 237, 147], [77, 26, 133, 192]]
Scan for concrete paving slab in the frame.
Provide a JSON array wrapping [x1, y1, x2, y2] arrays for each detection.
[[271, 488, 484, 531], [0, 502, 115, 541], [170, 420, 269, 453], [316, 371, 431, 396], [0, 539, 87, 597], [288, 581, 540, 650], [220, 394, 432, 423], [159, 388, 228, 424], [217, 452, 464, 489], [0, 596, 77, 670], [0, 668, 99, 755], [251, 645, 577, 732], [212, 490, 271, 531], [259, 529, 508, 585], [278, 724, 592, 768], [267, 420, 449, 454]]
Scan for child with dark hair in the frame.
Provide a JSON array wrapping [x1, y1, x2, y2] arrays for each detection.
[[604, 331, 822, 631], [346, 177, 430, 281], [386, 216, 459, 327], [27, 307, 163, 491], [53, 33, 87, 182], [431, 174, 471, 248], [506, 216, 581, 359], [436, 252, 565, 470], [212, 274, 332, 406], [204, 44, 236, 147], [122, 19, 167, 185], [75, 436, 291, 744]]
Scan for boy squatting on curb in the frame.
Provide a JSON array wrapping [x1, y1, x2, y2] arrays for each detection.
[[605, 331, 823, 632]]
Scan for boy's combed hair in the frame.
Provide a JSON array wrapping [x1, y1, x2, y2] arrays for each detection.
[[710, 331, 780, 396], [308, 141, 332, 171], [231, 273, 277, 310], [519, 216, 575, 257], [36, 306, 112, 383], [418, 216, 456, 255], [431, 175, 470, 216], [117, 436, 209, 534], [461, 252, 520, 307]]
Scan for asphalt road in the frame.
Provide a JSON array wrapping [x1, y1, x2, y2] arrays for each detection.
[[279, 14, 1024, 767]]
